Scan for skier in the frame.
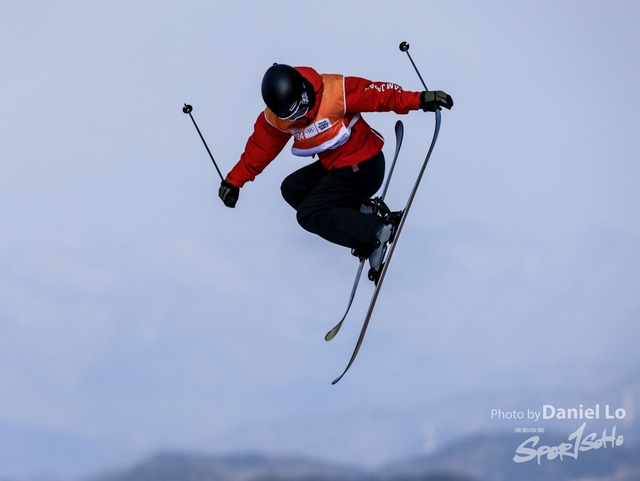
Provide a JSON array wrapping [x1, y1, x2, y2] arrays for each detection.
[[218, 64, 453, 271]]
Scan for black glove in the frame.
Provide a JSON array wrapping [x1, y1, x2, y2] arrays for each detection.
[[219, 180, 240, 208], [420, 90, 454, 111]]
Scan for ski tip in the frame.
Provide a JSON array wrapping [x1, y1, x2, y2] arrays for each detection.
[[331, 366, 350, 385], [325, 319, 345, 342]]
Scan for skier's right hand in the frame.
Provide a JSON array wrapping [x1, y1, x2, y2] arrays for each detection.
[[219, 180, 240, 208]]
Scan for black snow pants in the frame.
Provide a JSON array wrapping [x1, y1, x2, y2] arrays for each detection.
[[280, 151, 386, 256]]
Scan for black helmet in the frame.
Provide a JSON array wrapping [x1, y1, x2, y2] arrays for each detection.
[[261, 64, 315, 120]]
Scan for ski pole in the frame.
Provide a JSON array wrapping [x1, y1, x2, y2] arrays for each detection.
[[182, 104, 224, 181], [399, 41, 430, 92]]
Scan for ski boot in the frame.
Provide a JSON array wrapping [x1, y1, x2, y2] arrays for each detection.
[[368, 223, 392, 276], [365, 198, 403, 283]]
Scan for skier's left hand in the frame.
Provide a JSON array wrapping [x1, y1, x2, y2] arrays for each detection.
[[420, 90, 454, 111]]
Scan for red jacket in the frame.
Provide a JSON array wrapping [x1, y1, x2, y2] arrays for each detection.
[[226, 66, 421, 188]]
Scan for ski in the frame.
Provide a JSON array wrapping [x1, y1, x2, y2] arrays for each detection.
[[331, 110, 442, 385], [324, 120, 404, 342]]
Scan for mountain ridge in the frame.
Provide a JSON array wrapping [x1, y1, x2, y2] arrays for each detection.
[[82, 429, 639, 481]]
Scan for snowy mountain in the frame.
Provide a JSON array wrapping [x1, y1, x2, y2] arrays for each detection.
[[81, 431, 639, 481]]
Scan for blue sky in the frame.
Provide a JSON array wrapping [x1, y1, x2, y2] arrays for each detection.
[[1, 0, 639, 478]]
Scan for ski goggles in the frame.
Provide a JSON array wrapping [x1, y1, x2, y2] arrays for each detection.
[[278, 89, 311, 121]]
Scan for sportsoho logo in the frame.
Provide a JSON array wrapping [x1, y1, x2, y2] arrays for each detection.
[[490, 404, 627, 465]]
